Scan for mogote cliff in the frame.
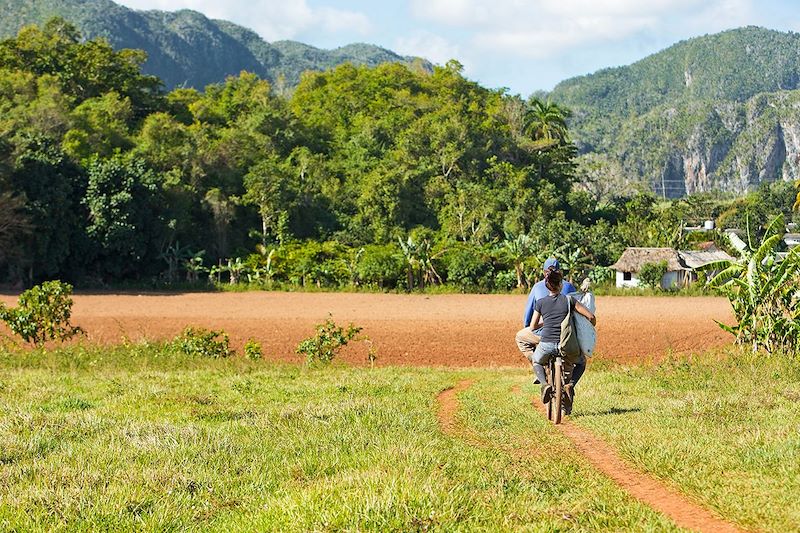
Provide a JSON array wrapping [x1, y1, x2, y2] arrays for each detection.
[[608, 90, 800, 198]]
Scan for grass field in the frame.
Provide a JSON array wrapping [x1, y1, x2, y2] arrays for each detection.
[[572, 350, 800, 532], [0, 344, 797, 531]]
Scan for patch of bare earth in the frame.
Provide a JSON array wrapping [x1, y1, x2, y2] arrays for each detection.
[[436, 380, 474, 436], [0, 292, 734, 366]]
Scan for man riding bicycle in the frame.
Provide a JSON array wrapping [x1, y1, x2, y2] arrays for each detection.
[[515, 258, 595, 414]]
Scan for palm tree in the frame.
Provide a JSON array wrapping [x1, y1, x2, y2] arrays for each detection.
[[524, 98, 570, 148]]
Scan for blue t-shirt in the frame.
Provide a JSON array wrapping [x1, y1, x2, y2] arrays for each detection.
[[522, 279, 577, 327]]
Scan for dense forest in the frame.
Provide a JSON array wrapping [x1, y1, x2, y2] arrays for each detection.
[[0, 20, 798, 291]]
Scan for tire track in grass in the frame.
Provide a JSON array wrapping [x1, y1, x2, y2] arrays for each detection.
[[439, 379, 749, 533], [436, 379, 474, 437], [520, 387, 750, 533]]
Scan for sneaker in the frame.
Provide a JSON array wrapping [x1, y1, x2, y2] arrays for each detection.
[[540, 383, 553, 404]]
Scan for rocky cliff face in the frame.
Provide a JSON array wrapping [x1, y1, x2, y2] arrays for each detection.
[[606, 90, 800, 198]]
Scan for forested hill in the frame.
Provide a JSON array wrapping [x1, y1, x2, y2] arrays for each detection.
[[0, 18, 796, 290], [548, 27, 800, 198], [0, 0, 430, 89]]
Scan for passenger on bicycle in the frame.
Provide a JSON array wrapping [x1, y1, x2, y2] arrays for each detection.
[[528, 267, 596, 410], [516, 258, 576, 363]]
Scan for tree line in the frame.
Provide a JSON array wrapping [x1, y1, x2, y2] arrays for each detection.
[[0, 19, 797, 291]]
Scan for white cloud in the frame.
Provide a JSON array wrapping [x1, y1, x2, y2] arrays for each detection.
[[409, 0, 754, 57], [394, 31, 464, 66], [116, 0, 371, 41], [686, 0, 754, 33]]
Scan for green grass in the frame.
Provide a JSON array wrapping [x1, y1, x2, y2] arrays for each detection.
[[0, 344, 677, 531], [574, 348, 800, 532], [1, 344, 796, 531]]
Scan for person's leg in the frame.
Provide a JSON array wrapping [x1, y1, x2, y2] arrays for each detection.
[[563, 355, 586, 416], [532, 342, 557, 403], [515, 327, 541, 363], [570, 355, 587, 386]]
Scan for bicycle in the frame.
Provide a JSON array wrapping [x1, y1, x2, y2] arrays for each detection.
[[544, 353, 567, 424]]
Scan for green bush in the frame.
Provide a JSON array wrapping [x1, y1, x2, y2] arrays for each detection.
[[494, 270, 516, 291], [638, 260, 668, 290], [296, 316, 362, 364], [0, 281, 82, 347], [445, 244, 494, 292], [588, 265, 614, 286], [357, 244, 404, 288], [243, 338, 263, 360], [173, 327, 232, 358]]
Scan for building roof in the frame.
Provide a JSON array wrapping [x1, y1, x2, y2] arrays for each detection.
[[678, 249, 736, 269], [610, 248, 687, 273]]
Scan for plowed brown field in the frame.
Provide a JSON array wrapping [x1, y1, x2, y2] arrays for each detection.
[[0, 292, 734, 366]]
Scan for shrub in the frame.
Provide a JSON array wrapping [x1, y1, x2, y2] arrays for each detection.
[[243, 338, 263, 360], [173, 327, 232, 358], [638, 260, 668, 290], [494, 270, 517, 291], [0, 280, 82, 347], [296, 315, 362, 364], [357, 244, 405, 288], [445, 244, 494, 292], [588, 265, 614, 286]]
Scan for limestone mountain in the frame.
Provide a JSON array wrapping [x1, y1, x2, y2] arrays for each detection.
[[0, 0, 430, 90], [549, 27, 800, 197]]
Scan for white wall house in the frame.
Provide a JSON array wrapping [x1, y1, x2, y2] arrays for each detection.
[[611, 246, 736, 289], [614, 266, 682, 289], [611, 248, 687, 289]]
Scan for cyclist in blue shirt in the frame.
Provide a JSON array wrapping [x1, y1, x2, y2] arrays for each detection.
[[516, 258, 576, 360], [515, 258, 587, 402]]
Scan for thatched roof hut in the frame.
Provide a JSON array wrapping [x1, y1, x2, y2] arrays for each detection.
[[610, 248, 687, 273]]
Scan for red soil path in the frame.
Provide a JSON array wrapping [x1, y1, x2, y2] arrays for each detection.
[[555, 415, 747, 533], [0, 292, 734, 365], [438, 380, 748, 533]]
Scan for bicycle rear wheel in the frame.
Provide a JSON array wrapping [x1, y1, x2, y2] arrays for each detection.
[[546, 363, 555, 421], [552, 357, 563, 424]]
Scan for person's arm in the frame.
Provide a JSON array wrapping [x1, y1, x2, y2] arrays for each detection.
[[530, 310, 543, 331], [522, 289, 536, 328], [575, 300, 596, 326]]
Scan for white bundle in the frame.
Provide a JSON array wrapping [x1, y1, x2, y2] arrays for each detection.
[[568, 288, 596, 357]]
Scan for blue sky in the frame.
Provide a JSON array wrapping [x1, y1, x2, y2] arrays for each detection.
[[116, 0, 800, 96]]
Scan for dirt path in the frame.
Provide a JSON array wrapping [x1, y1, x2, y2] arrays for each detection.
[[0, 292, 734, 366], [437, 379, 748, 533], [436, 380, 475, 436], [555, 417, 746, 533]]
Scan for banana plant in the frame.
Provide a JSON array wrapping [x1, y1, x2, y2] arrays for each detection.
[[703, 214, 800, 353], [555, 246, 592, 283], [183, 251, 207, 283], [499, 233, 535, 289], [398, 236, 419, 290]]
